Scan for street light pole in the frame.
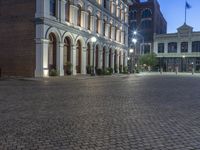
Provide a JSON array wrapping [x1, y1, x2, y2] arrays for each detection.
[[133, 31, 144, 55], [91, 36, 97, 76]]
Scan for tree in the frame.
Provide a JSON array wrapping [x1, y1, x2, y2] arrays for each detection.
[[139, 53, 158, 70]]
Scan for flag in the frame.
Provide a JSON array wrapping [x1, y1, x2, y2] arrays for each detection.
[[186, 1, 191, 9]]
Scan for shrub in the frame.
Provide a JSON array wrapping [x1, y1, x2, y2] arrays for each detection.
[[123, 66, 128, 74], [49, 69, 58, 76], [108, 68, 113, 74], [96, 68, 103, 75], [119, 65, 123, 73], [86, 65, 92, 74], [66, 62, 73, 75], [103, 68, 112, 75]]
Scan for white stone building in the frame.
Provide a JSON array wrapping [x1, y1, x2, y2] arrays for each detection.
[[35, 0, 129, 77], [153, 24, 200, 72]]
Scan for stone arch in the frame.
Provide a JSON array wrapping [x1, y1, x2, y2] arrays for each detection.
[[62, 32, 74, 44], [87, 5, 93, 13], [45, 27, 62, 42], [76, 0, 84, 8], [75, 35, 86, 48]]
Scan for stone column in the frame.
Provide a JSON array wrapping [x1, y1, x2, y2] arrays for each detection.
[[35, 39, 49, 77], [82, 47, 87, 74], [116, 6, 120, 18], [57, 43, 64, 76], [125, 13, 128, 23], [72, 45, 77, 75], [124, 51, 128, 67], [99, 48, 103, 69]]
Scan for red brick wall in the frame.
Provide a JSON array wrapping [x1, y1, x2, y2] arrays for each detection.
[[0, 0, 36, 77]]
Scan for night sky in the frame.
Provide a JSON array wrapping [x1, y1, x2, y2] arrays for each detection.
[[158, 0, 200, 33]]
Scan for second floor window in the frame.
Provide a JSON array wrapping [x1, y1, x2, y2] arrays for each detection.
[[181, 42, 188, 53], [168, 42, 177, 53], [192, 41, 200, 52], [65, 1, 70, 21], [104, 0, 107, 9], [158, 43, 164, 53], [50, 0, 56, 17]]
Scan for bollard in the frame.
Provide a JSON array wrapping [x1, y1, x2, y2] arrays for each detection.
[[160, 68, 163, 75], [175, 66, 178, 75], [192, 68, 194, 75]]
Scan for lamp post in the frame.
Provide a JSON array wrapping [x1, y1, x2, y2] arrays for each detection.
[[91, 36, 97, 76], [133, 31, 144, 55], [182, 55, 186, 72], [129, 48, 134, 73], [191, 62, 194, 75]]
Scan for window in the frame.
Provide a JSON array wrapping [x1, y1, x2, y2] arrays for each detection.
[[103, 20, 106, 36], [144, 45, 150, 54], [141, 20, 152, 29], [65, 1, 70, 21], [104, 0, 107, 9], [158, 43, 164, 53], [77, 5, 81, 26], [141, 9, 152, 18], [50, 0, 56, 17], [181, 42, 188, 53], [168, 42, 177, 53], [192, 41, 200, 52], [129, 10, 137, 20], [88, 11, 91, 30], [96, 15, 99, 33]]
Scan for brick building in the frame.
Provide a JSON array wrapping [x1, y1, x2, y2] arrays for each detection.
[[0, 0, 129, 77], [129, 0, 167, 54]]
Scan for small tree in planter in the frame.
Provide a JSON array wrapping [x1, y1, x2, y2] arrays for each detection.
[[108, 68, 113, 74], [66, 62, 73, 75], [96, 68, 103, 75]]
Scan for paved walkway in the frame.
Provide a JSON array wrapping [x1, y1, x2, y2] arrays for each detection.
[[0, 75, 200, 150]]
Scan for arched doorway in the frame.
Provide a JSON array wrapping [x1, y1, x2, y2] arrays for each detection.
[[103, 47, 106, 70], [87, 43, 91, 66], [64, 37, 71, 75], [76, 40, 82, 73], [95, 45, 99, 70], [48, 33, 57, 74], [114, 50, 117, 72], [109, 48, 112, 68]]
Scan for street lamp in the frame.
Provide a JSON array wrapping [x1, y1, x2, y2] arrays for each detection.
[[182, 55, 186, 72], [132, 38, 137, 44], [133, 30, 144, 55], [91, 36, 97, 76]]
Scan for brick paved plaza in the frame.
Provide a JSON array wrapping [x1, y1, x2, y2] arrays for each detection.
[[0, 75, 200, 150]]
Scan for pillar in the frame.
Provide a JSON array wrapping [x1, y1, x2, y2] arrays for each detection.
[[82, 47, 87, 74], [105, 50, 109, 68], [35, 39, 49, 77], [69, 5, 78, 25], [99, 48, 103, 69], [57, 43, 64, 76], [81, 11, 89, 28], [72, 45, 77, 75], [111, 50, 115, 72]]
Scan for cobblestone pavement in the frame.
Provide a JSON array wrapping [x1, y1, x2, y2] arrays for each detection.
[[0, 75, 200, 150]]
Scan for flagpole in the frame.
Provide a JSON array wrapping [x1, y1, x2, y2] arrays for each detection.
[[185, 1, 186, 24]]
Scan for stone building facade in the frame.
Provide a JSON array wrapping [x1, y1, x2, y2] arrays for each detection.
[[0, 0, 129, 77], [153, 24, 200, 72], [129, 0, 166, 54]]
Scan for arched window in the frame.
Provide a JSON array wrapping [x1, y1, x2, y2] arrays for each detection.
[[104, 0, 107, 9], [103, 19, 106, 36], [96, 15, 99, 33], [141, 20, 152, 29], [50, 0, 56, 16], [141, 9, 152, 18], [65, 1, 70, 21], [77, 5, 81, 26], [88, 11, 91, 30]]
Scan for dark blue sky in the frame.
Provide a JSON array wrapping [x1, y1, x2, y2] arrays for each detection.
[[158, 0, 200, 33]]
